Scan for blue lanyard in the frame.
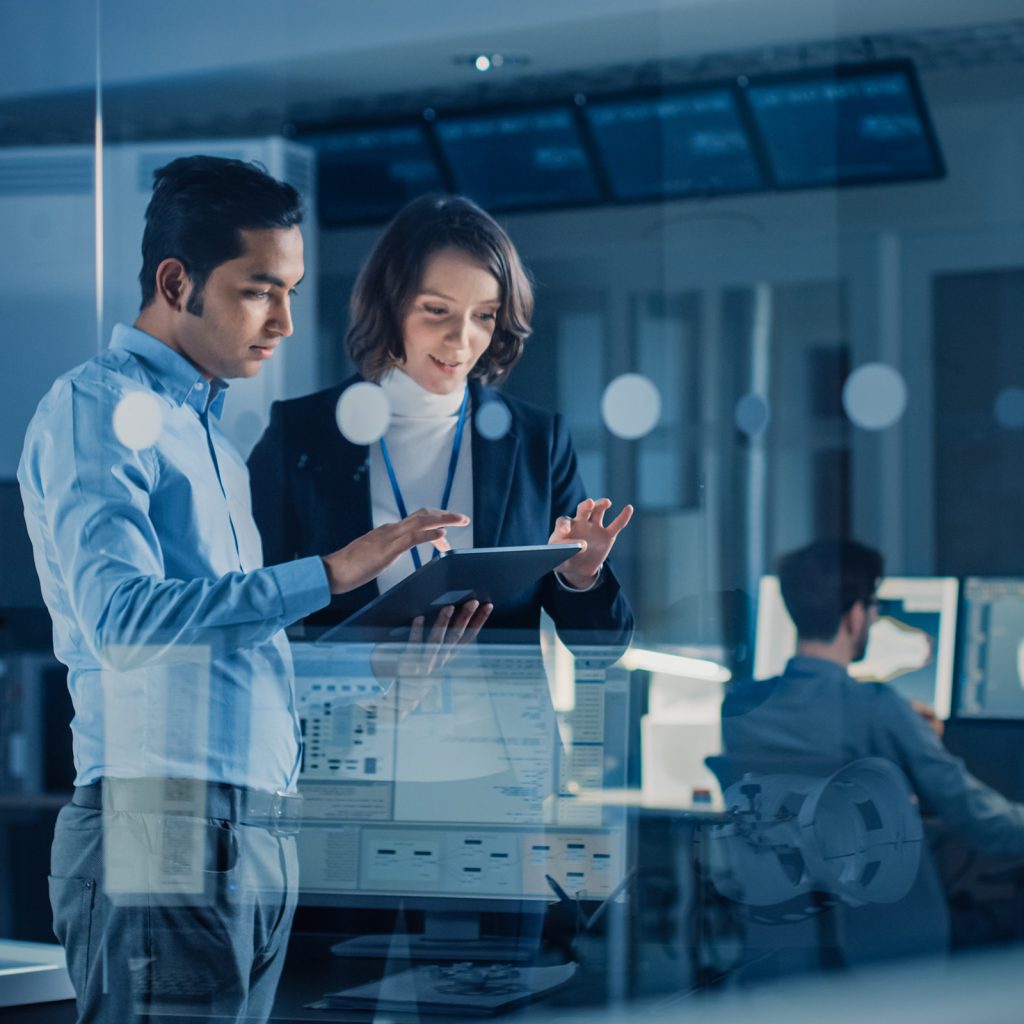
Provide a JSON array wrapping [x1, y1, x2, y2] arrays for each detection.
[[379, 388, 469, 572]]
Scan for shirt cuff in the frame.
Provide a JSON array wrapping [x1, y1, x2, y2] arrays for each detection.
[[267, 555, 332, 623], [555, 566, 604, 594]]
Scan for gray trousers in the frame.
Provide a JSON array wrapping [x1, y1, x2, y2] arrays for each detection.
[[49, 794, 298, 1023]]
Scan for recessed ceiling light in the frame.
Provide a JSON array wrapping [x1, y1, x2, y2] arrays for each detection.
[[452, 53, 530, 72]]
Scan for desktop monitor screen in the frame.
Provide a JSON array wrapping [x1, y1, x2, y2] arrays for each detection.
[[954, 578, 1024, 719], [742, 61, 944, 189], [583, 88, 764, 201], [291, 641, 629, 951], [303, 123, 446, 226], [433, 107, 601, 212], [754, 575, 959, 718]]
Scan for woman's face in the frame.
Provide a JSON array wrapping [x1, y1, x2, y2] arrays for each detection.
[[399, 247, 501, 395]]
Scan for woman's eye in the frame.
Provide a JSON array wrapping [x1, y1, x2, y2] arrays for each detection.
[[477, 312, 497, 323], [424, 305, 447, 316]]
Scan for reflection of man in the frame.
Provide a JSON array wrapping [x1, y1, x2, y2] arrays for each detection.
[[724, 540, 1024, 860], [18, 156, 472, 1023], [721, 541, 1024, 970]]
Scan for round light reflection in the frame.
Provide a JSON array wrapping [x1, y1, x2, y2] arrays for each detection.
[[994, 387, 1024, 430], [475, 399, 512, 441], [601, 374, 662, 440], [735, 393, 771, 436], [842, 363, 907, 431], [336, 382, 391, 445], [113, 392, 163, 451]]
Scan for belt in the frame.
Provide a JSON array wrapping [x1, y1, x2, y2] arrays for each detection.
[[72, 778, 303, 837]]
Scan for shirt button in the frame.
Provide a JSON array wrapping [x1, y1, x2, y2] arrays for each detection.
[[194, 381, 204, 391]]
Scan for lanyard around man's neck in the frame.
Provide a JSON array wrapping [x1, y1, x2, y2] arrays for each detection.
[[378, 388, 469, 571]]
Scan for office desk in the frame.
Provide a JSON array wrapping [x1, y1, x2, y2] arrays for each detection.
[[271, 932, 690, 1021]]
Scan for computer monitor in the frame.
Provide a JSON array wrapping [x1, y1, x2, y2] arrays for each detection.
[[753, 575, 959, 718], [292, 641, 630, 960], [953, 578, 1024, 719], [301, 122, 446, 226], [432, 106, 601, 212], [742, 60, 944, 190], [582, 87, 764, 201]]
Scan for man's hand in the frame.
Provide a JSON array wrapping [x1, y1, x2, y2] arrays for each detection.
[[548, 498, 634, 590], [321, 508, 470, 595]]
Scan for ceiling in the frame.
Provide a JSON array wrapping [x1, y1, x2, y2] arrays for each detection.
[[3, 0, 1024, 143]]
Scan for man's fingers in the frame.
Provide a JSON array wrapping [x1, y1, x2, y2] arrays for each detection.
[[410, 508, 470, 528], [408, 615, 426, 646]]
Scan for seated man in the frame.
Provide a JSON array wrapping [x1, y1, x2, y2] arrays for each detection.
[[720, 539, 1024, 969]]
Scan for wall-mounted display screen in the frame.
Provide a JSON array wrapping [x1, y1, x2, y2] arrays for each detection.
[[583, 88, 764, 200], [742, 62, 944, 189], [954, 578, 1024, 720], [304, 124, 445, 226], [433, 108, 601, 212]]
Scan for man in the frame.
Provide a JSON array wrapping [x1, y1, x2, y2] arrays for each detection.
[[18, 155, 480, 1022], [720, 539, 1024, 968]]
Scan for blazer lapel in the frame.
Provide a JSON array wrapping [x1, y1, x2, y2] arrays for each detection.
[[471, 381, 519, 549]]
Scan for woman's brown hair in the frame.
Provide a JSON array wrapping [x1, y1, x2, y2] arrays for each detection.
[[346, 194, 534, 384]]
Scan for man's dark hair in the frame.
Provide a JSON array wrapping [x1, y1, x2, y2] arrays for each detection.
[[777, 540, 883, 641], [346, 193, 533, 385], [138, 155, 303, 313]]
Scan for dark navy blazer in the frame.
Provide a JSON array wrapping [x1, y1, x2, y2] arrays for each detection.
[[247, 375, 634, 648]]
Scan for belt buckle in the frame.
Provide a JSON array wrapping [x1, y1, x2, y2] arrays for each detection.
[[270, 790, 302, 837]]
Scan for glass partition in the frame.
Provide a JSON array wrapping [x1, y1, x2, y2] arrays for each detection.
[[4, 1, 1024, 1019]]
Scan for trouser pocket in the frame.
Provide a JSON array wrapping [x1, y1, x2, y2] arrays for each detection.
[[48, 874, 96, 1000]]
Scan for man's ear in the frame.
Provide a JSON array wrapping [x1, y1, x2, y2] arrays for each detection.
[[841, 601, 865, 639], [153, 258, 191, 312]]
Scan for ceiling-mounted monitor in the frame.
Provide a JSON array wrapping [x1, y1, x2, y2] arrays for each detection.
[[582, 87, 765, 201], [303, 123, 446, 227], [741, 61, 944, 190], [432, 107, 601, 213]]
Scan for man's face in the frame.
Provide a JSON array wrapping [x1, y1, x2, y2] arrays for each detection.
[[172, 226, 304, 380]]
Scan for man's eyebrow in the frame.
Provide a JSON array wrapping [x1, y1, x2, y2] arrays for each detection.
[[249, 272, 304, 288]]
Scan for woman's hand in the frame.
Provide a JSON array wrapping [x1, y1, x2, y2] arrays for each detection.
[[548, 498, 634, 589], [370, 600, 493, 717]]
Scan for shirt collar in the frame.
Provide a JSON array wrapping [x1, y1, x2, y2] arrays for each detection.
[[785, 655, 853, 683], [110, 323, 228, 419]]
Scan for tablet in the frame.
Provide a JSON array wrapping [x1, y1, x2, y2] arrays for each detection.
[[322, 543, 584, 638]]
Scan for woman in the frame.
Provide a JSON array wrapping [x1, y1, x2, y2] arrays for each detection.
[[248, 194, 633, 647]]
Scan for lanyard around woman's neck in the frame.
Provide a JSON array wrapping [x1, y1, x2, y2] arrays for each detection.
[[378, 387, 470, 571]]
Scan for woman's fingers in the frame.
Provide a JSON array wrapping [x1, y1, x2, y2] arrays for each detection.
[[606, 503, 634, 537]]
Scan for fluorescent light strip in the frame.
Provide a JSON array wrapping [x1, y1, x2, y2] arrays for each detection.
[[621, 647, 731, 683]]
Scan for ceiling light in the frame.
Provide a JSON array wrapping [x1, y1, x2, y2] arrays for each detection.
[[620, 647, 732, 683], [451, 53, 530, 72]]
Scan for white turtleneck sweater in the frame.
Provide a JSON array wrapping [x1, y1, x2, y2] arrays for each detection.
[[369, 368, 475, 593]]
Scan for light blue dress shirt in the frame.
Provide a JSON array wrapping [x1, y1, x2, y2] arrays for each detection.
[[18, 324, 331, 792]]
